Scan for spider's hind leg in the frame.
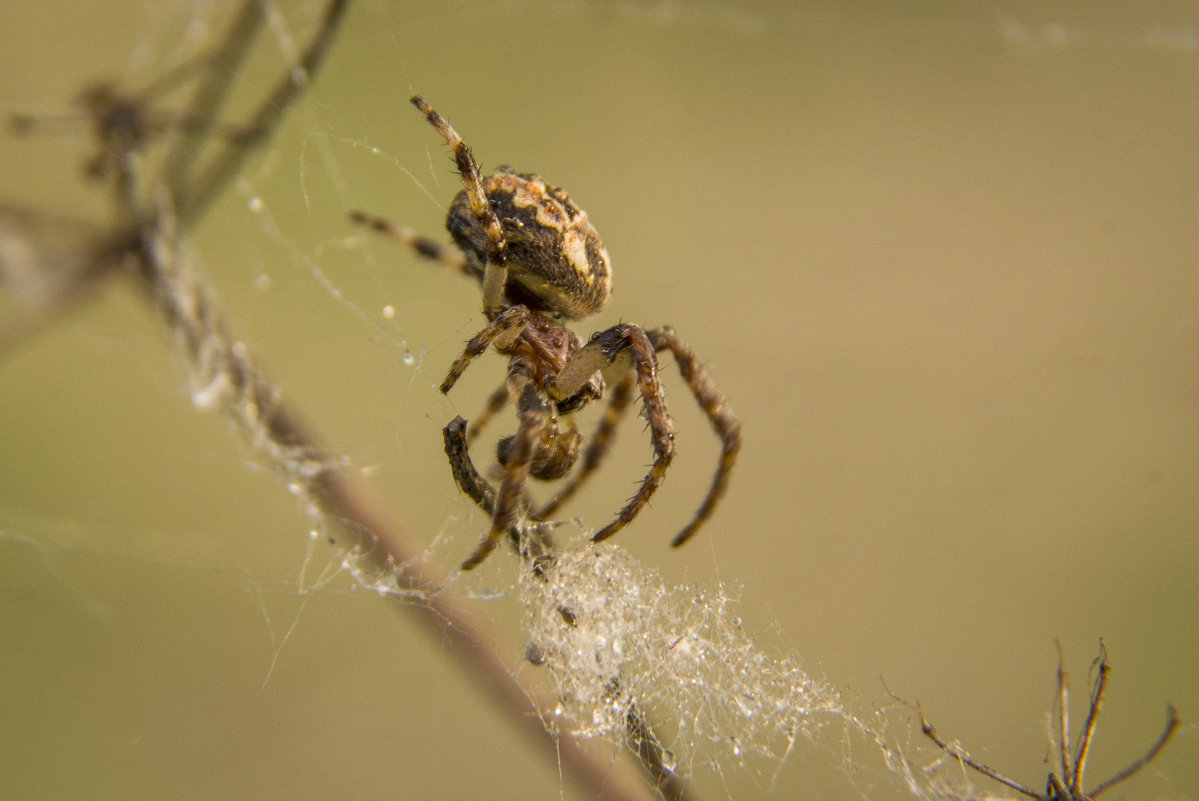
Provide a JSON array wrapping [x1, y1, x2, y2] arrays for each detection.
[[536, 373, 636, 519], [553, 324, 675, 544], [552, 323, 741, 548], [646, 326, 741, 546]]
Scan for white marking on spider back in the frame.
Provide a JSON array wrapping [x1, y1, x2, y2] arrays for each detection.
[[562, 227, 594, 286]]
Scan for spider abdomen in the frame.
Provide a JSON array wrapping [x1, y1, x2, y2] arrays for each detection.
[[497, 420, 581, 482], [447, 171, 612, 319]]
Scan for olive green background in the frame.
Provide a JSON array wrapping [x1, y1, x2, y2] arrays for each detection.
[[1, 2, 1196, 799]]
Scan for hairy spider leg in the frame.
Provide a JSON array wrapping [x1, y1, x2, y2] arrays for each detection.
[[460, 375, 547, 570], [550, 324, 741, 546], [444, 416, 554, 566], [410, 96, 508, 317], [348, 211, 473, 276], [443, 416, 497, 515], [535, 373, 636, 519], [647, 326, 741, 546], [554, 324, 674, 543], [467, 383, 511, 443], [440, 305, 530, 394]]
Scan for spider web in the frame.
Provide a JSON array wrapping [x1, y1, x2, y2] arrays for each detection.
[[1, 2, 1197, 800]]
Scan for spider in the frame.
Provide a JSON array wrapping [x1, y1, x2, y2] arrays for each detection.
[[352, 96, 741, 570], [920, 643, 1179, 801]]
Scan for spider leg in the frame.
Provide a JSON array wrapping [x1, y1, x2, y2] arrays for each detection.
[[444, 416, 555, 568], [441, 305, 529, 394], [920, 712, 1046, 801], [535, 373, 636, 519], [410, 96, 508, 316], [443, 415, 498, 514], [460, 373, 547, 570], [554, 324, 674, 543], [349, 210, 473, 277], [647, 326, 741, 546], [466, 382, 510, 444]]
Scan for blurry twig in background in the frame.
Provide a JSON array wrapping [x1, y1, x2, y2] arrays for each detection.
[[174, 0, 348, 227], [919, 643, 1178, 801], [160, 1, 264, 200]]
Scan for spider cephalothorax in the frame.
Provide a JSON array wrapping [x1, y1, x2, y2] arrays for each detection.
[[352, 96, 740, 569]]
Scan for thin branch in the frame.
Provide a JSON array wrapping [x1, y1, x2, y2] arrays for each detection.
[[1089, 706, 1180, 798], [1071, 643, 1110, 794], [920, 712, 1042, 800], [176, 0, 350, 227], [1057, 641, 1073, 793], [0, 204, 137, 362], [2, 0, 345, 355], [626, 702, 694, 801], [161, 1, 265, 198]]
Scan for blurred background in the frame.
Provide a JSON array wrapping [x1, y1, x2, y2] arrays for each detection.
[[1, 1, 1196, 799]]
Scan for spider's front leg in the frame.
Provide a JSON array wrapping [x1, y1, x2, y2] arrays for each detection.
[[554, 324, 675, 543], [459, 372, 548, 570], [410, 95, 509, 316], [440, 305, 530, 394]]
